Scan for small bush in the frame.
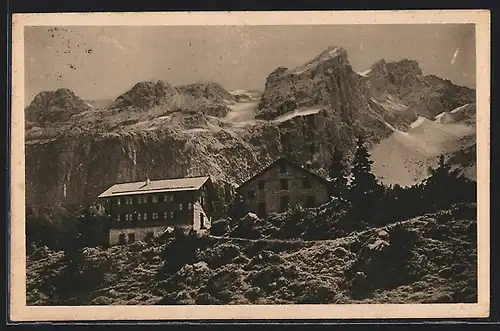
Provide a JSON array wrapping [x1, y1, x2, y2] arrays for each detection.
[[210, 219, 231, 237]]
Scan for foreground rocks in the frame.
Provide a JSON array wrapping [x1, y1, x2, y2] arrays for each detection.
[[26, 203, 477, 305]]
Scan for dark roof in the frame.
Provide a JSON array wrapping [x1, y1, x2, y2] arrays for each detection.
[[236, 157, 330, 191], [98, 176, 210, 198]]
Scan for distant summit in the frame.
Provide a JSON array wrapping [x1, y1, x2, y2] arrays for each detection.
[[291, 46, 349, 75], [257, 45, 475, 127], [25, 88, 91, 123], [27, 88, 88, 111], [111, 80, 178, 110], [109, 81, 235, 117], [176, 82, 236, 103]]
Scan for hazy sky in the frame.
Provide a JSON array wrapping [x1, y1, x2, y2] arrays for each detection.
[[25, 24, 476, 103]]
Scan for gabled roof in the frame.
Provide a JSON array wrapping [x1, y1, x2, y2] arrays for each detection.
[[236, 157, 330, 191], [98, 176, 210, 198]]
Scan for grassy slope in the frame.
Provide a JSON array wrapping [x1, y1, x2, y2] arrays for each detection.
[[26, 203, 477, 306]]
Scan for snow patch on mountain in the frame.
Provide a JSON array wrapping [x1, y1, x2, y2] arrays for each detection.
[[273, 107, 323, 123], [451, 103, 470, 114], [357, 68, 372, 77]]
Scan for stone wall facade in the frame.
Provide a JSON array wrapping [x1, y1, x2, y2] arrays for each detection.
[[237, 159, 329, 217]]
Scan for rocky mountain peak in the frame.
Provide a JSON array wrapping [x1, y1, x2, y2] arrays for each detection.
[[387, 59, 423, 77], [111, 80, 177, 110], [176, 82, 235, 102], [27, 88, 88, 112], [25, 88, 92, 124], [291, 45, 349, 75], [369, 58, 424, 90]]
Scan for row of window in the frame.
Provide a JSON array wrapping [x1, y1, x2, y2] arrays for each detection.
[[117, 193, 179, 206], [117, 210, 180, 223], [247, 178, 312, 199]]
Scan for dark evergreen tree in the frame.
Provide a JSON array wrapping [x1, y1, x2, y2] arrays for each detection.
[[346, 136, 384, 226], [350, 136, 381, 202], [327, 145, 349, 199], [423, 154, 476, 210]]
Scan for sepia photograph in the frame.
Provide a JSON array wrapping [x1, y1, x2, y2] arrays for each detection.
[[10, 10, 490, 321]]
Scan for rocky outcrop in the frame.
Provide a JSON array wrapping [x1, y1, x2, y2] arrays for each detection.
[[26, 203, 477, 305], [255, 46, 412, 143], [25, 88, 92, 124], [111, 81, 234, 116], [176, 82, 236, 103], [365, 59, 475, 117], [111, 80, 178, 110], [256, 46, 475, 138], [257, 47, 358, 120]]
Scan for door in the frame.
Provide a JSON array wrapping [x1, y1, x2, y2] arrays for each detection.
[[200, 213, 205, 229], [258, 202, 266, 217], [280, 195, 289, 212], [306, 196, 315, 208], [128, 233, 135, 243], [118, 233, 126, 245]]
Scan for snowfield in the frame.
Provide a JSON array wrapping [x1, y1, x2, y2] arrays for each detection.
[[371, 112, 476, 187]]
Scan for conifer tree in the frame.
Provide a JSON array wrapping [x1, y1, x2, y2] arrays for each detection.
[[350, 136, 380, 201], [423, 154, 475, 209], [328, 145, 349, 199]]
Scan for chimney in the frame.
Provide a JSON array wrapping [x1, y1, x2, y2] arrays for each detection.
[[145, 178, 150, 186]]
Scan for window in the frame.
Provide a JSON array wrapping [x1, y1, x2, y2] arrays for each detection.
[[280, 195, 289, 212], [128, 233, 135, 243], [117, 198, 121, 206], [179, 203, 183, 211], [138, 196, 142, 204], [258, 180, 265, 190], [164, 212, 168, 219], [143, 212, 147, 221], [302, 178, 311, 189], [279, 162, 286, 173], [126, 197, 133, 205], [306, 196, 315, 208], [152, 212, 159, 220], [188, 203, 193, 211], [280, 179, 288, 190], [142, 196, 148, 204], [119, 233, 126, 245], [152, 195, 159, 203], [258, 202, 266, 216], [170, 211, 174, 219], [117, 214, 121, 222], [247, 190, 255, 199], [137, 213, 142, 221], [163, 194, 169, 202]]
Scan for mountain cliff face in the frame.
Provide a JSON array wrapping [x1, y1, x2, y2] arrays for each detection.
[[24, 46, 476, 208], [25, 109, 351, 206]]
